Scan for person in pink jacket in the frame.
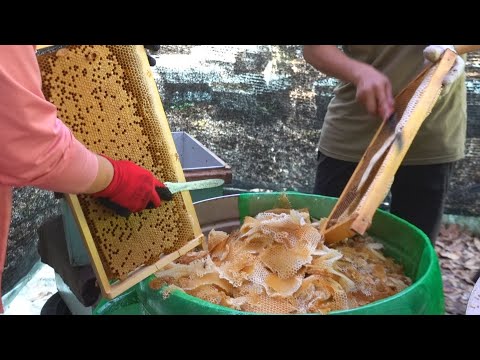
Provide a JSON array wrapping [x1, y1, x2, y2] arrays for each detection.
[[0, 45, 172, 313]]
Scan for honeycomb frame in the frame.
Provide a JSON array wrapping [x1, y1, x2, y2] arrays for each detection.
[[321, 50, 457, 244], [36, 45, 203, 299]]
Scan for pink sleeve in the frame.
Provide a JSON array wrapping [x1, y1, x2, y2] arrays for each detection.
[[0, 185, 13, 313], [0, 45, 98, 194]]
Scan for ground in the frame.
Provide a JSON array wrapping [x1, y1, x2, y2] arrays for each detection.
[[2, 263, 56, 315], [436, 224, 480, 315]]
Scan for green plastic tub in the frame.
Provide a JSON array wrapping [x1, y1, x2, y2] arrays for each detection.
[[94, 192, 445, 315]]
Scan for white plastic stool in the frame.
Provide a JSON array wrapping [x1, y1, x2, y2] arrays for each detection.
[[466, 277, 480, 315]]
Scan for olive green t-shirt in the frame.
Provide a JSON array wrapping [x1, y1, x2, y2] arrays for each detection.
[[318, 45, 467, 165]]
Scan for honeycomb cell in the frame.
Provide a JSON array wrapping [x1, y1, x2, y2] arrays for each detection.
[[37, 45, 197, 280]]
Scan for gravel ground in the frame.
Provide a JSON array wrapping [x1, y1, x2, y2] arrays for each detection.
[[2, 262, 56, 315]]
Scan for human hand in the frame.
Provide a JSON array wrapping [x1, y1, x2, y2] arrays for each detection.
[[354, 64, 395, 121], [423, 45, 465, 85], [91, 155, 172, 217]]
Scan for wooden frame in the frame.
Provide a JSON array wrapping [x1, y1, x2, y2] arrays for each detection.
[[37, 45, 204, 299], [322, 49, 458, 245], [66, 193, 203, 299]]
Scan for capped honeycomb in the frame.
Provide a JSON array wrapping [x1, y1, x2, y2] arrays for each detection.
[[36, 45, 199, 280]]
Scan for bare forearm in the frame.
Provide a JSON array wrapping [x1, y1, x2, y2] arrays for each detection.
[[303, 45, 367, 86], [304, 45, 394, 120], [83, 154, 114, 194]]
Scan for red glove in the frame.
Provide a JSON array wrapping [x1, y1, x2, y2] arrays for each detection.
[[91, 156, 172, 217]]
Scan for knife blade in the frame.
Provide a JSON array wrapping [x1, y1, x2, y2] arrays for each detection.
[[164, 179, 225, 194], [99, 178, 225, 218], [386, 112, 404, 150], [357, 112, 403, 191]]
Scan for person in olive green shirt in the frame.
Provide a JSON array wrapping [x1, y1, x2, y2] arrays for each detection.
[[303, 45, 477, 243]]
